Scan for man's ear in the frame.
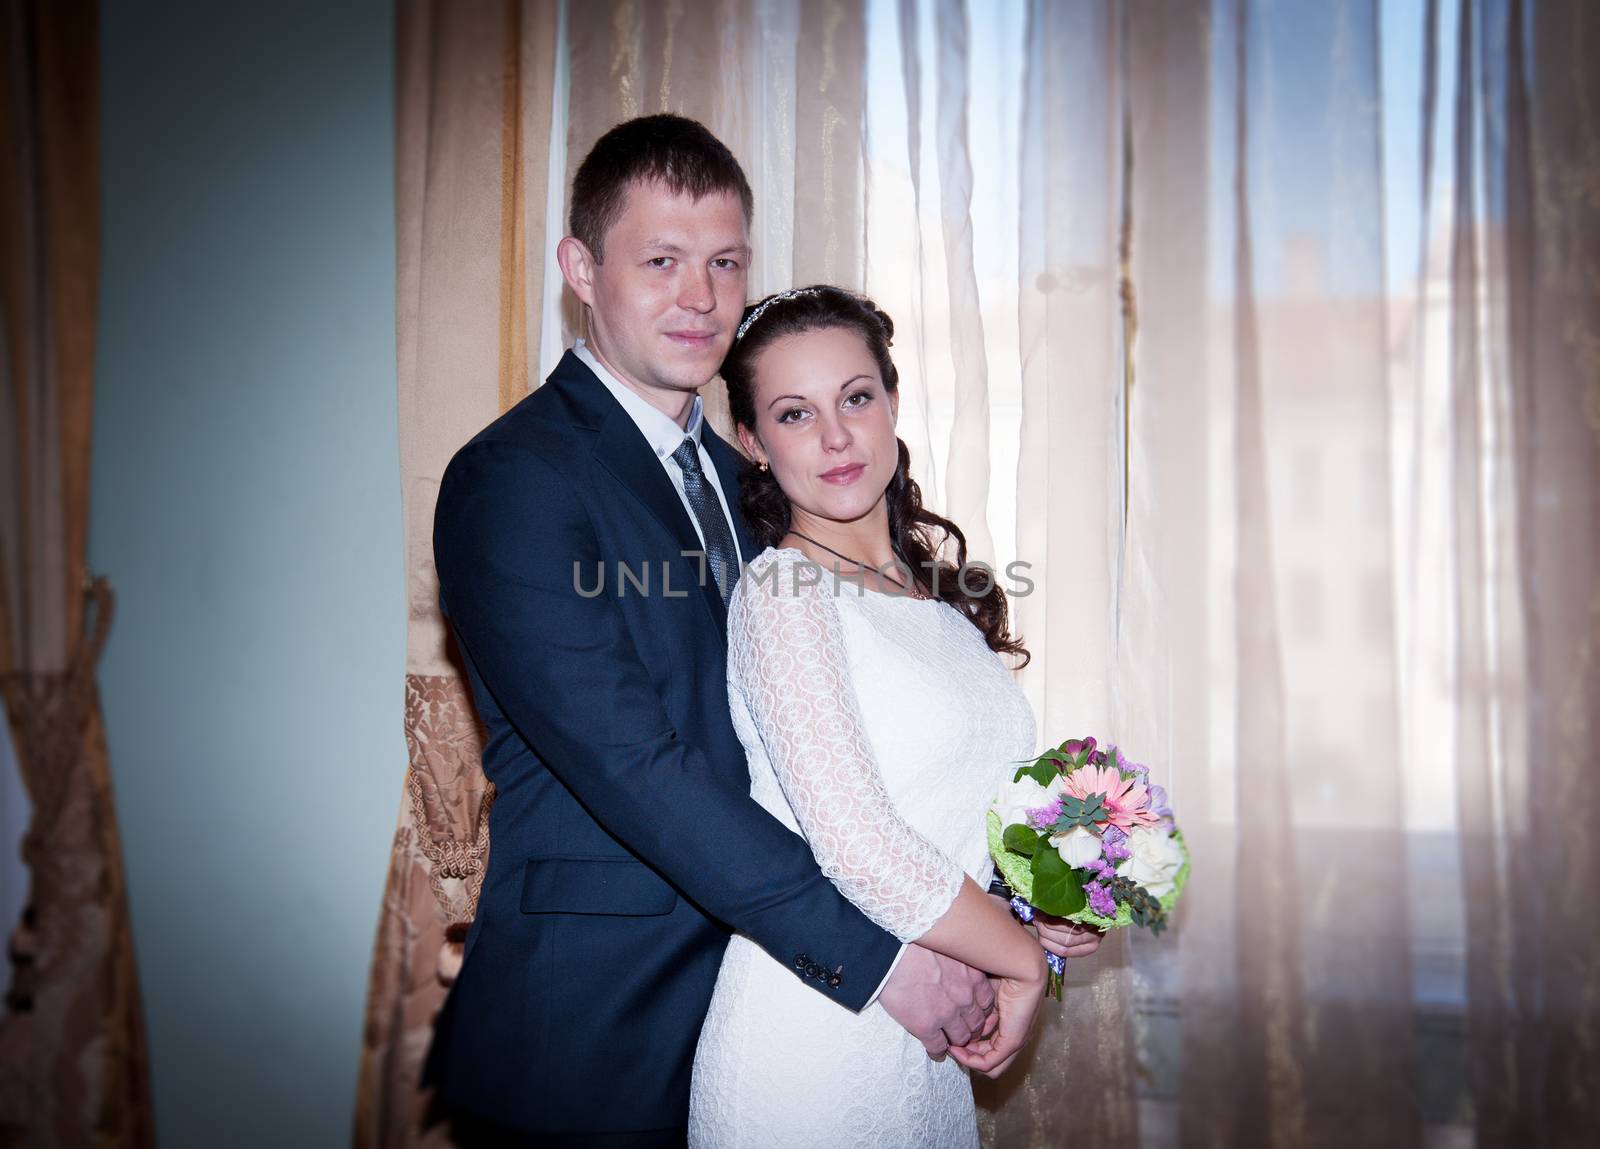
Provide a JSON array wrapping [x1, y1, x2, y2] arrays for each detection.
[[557, 236, 597, 307], [735, 423, 766, 467]]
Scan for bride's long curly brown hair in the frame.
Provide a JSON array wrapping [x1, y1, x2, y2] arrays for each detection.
[[721, 285, 1028, 666]]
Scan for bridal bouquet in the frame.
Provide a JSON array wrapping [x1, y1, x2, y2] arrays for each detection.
[[987, 737, 1188, 998]]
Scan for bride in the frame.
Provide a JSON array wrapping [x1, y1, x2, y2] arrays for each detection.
[[689, 286, 1102, 1148]]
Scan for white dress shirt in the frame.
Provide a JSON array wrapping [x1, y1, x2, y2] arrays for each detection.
[[575, 339, 742, 565]]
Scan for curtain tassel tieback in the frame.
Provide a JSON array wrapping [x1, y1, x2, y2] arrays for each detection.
[[0, 576, 116, 1014], [404, 765, 494, 986]]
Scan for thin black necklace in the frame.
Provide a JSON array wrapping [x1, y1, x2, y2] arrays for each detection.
[[788, 529, 923, 597]]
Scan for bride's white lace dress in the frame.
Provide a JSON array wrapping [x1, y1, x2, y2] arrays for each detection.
[[689, 547, 1037, 1148]]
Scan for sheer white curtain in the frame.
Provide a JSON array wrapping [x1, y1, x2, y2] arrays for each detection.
[[861, 1, 1596, 1144], [861, 0, 1590, 1143]]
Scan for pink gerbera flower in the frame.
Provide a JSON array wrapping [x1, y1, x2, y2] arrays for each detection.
[[1060, 764, 1161, 829]]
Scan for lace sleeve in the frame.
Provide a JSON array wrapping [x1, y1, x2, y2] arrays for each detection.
[[727, 561, 966, 942]]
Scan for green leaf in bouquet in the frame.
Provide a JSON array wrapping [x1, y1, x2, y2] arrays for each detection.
[[1028, 844, 1087, 917], [1014, 759, 1058, 787], [1002, 824, 1040, 856]]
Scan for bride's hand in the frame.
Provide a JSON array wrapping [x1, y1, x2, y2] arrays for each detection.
[[1034, 914, 1105, 960], [945, 957, 1047, 1078]]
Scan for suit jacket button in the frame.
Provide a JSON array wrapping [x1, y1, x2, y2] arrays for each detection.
[[803, 961, 819, 978], [828, 973, 843, 988], [794, 954, 808, 970]]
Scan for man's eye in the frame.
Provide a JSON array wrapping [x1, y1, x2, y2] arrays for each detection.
[[712, 258, 741, 270], [647, 257, 673, 268]]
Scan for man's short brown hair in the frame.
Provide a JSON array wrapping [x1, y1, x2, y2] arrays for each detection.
[[569, 114, 754, 262]]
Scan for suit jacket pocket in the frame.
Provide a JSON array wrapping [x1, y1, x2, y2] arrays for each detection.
[[519, 856, 679, 917]]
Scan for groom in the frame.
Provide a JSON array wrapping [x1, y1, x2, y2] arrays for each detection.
[[425, 115, 995, 1144]]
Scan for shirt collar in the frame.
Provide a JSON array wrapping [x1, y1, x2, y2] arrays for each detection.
[[575, 338, 704, 458]]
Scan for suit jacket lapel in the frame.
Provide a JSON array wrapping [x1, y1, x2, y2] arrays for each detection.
[[545, 353, 727, 630], [594, 414, 727, 627]]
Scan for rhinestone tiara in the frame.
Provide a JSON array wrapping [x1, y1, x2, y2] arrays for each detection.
[[733, 286, 827, 343]]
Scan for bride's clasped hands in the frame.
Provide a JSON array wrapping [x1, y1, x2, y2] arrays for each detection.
[[944, 908, 1105, 1078], [945, 957, 1049, 1079], [896, 876, 1053, 1080]]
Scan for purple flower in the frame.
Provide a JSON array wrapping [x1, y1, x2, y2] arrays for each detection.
[[1099, 824, 1132, 863], [1147, 784, 1173, 818], [1087, 880, 1118, 918], [1061, 737, 1097, 760], [1026, 803, 1062, 830]]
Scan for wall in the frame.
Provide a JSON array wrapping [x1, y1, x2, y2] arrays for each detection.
[[91, 2, 402, 1143]]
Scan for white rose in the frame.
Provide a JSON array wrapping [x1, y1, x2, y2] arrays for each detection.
[[1049, 825, 1103, 869], [992, 776, 1052, 829], [1115, 826, 1186, 899]]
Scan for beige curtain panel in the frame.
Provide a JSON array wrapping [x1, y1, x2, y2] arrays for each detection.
[[357, 0, 1600, 1145], [354, 4, 555, 1145], [0, 1, 153, 1145]]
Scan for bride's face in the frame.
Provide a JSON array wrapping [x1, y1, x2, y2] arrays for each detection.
[[736, 324, 900, 528]]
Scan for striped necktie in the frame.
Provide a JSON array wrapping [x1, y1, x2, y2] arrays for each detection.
[[671, 437, 740, 604]]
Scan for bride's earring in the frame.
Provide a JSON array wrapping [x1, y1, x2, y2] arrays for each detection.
[[758, 460, 769, 472]]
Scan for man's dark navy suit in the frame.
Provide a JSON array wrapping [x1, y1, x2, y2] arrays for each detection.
[[424, 352, 902, 1140]]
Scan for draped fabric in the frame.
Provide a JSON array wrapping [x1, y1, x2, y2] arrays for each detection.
[[359, 0, 1600, 1144], [1444, 1, 1600, 1142], [1157, 4, 1421, 1141], [964, 1, 1142, 1138], [0, 1, 152, 1144]]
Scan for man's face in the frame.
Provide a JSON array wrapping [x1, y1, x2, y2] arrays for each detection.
[[574, 180, 750, 402]]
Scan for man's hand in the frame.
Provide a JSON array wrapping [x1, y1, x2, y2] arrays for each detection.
[[877, 945, 997, 1060], [947, 961, 1048, 1079], [1034, 914, 1104, 960]]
